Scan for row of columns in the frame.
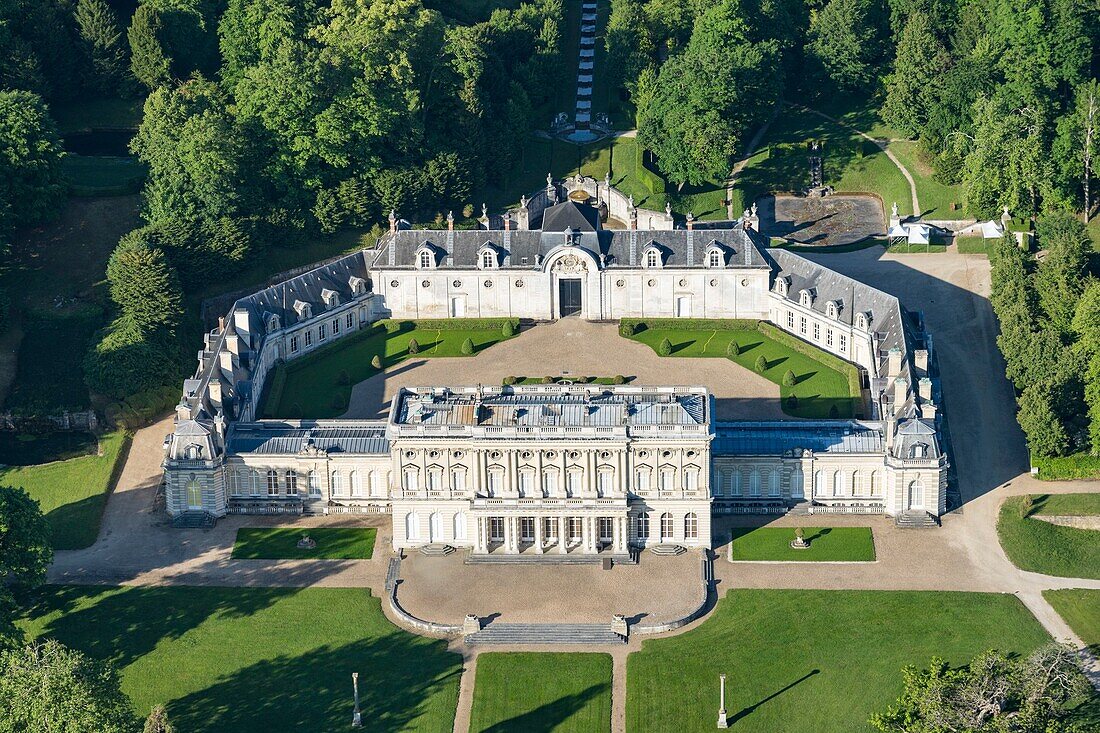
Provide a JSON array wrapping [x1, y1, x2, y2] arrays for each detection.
[[473, 515, 629, 555]]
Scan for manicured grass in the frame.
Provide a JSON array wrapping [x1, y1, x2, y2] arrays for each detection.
[[997, 495, 1100, 579], [264, 320, 517, 418], [0, 430, 130, 550], [729, 527, 875, 562], [732, 104, 913, 217], [625, 323, 861, 419], [231, 527, 376, 559], [955, 236, 993, 255], [627, 589, 1052, 733], [889, 140, 968, 219], [469, 653, 612, 733], [1044, 590, 1100, 648], [1033, 451, 1100, 481], [883, 241, 947, 254], [1031, 493, 1100, 516], [19, 585, 461, 732], [0, 430, 98, 465], [5, 305, 104, 413]]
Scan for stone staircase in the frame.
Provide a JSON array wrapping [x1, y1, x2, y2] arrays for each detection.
[[895, 510, 940, 529], [465, 552, 635, 566], [649, 544, 686, 556], [466, 623, 626, 646], [570, 0, 599, 141], [419, 544, 455, 557], [170, 511, 216, 529]]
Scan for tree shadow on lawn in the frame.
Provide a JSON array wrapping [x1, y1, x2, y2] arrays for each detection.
[[669, 340, 697, 354], [478, 682, 610, 733], [793, 370, 819, 385], [44, 493, 106, 550], [23, 586, 297, 671], [168, 636, 461, 733], [803, 528, 832, 543]]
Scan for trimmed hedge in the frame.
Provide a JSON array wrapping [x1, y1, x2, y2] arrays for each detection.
[[637, 146, 666, 195], [1032, 452, 1100, 481], [621, 318, 759, 333], [408, 317, 519, 332]]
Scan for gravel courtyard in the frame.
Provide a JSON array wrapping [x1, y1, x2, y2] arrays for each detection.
[[758, 193, 885, 246], [340, 318, 786, 421]]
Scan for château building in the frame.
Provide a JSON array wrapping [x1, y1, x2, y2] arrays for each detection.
[[163, 177, 949, 554]]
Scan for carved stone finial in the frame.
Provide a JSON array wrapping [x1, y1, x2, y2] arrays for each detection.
[[389, 209, 396, 221], [751, 202, 758, 216], [665, 201, 672, 216], [604, 170, 611, 186], [628, 194, 634, 208], [446, 210, 454, 222], [520, 194, 528, 208], [547, 172, 554, 187], [481, 202, 488, 218], [891, 202, 899, 218]]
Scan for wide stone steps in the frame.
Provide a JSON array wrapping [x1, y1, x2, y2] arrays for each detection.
[[465, 553, 635, 566], [466, 623, 626, 646], [171, 511, 216, 529], [895, 510, 940, 529]]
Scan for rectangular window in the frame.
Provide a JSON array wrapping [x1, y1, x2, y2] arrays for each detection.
[[826, 329, 834, 347], [332, 318, 340, 335], [813, 323, 820, 341], [799, 317, 807, 335], [452, 470, 466, 492], [305, 330, 313, 347], [787, 311, 794, 328], [543, 472, 557, 495], [567, 471, 582, 495], [635, 470, 650, 492], [308, 471, 321, 497], [598, 471, 613, 495], [839, 334, 848, 353], [318, 323, 327, 341], [519, 472, 532, 496], [290, 335, 299, 354], [285, 472, 298, 495], [346, 313, 354, 329]]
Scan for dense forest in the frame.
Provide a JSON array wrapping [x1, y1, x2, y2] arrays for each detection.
[[0, 0, 1098, 459]]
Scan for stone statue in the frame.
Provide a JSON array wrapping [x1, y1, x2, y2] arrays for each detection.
[[547, 172, 554, 188], [751, 202, 758, 217], [446, 210, 454, 223], [481, 203, 488, 219], [604, 170, 611, 187], [520, 194, 528, 208], [665, 201, 672, 217], [891, 202, 899, 218]]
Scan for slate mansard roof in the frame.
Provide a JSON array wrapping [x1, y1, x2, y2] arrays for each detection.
[[372, 225, 772, 271], [226, 421, 390, 456], [394, 386, 710, 429]]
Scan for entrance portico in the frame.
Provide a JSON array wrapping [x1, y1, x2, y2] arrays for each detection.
[[472, 507, 630, 556]]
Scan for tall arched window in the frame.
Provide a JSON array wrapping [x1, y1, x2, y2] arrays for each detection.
[[266, 469, 279, 495], [250, 469, 261, 496], [453, 512, 467, 541], [419, 250, 433, 269], [850, 470, 862, 496], [684, 512, 698, 539], [231, 470, 244, 497], [814, 470, 824, 497], [869, 471, 881, 497], [368, 470, 380, 496], [768, 468, 780, 496], [749, 469, 761, 496], [832, 471, 844, 497], [481, 249, 495, 269], [660, 512, 674, 541], [285, 470, 298, 495], [331, 471, 343, 495], [429, 512, 441, 542], [405, 513, 419, 540], [636, 512, 650, 541], [731, 469, 742, 496], [791, 468, 804, 499], [645, 249, 660, 268], [308, 470, 320, 497], [350, 470, 363, 496], [708, 249, 722, 268]]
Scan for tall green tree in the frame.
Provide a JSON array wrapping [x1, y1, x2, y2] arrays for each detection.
[[1073, 281, 1100, 455], [1052, 79, 1100, 219], [0, 90, 66, 237], [0, 640, 138, 733], [75, 0, 130, 94], [127, 3, 172, 89], [0, 485, 52, 649], [638, 0, 780, 187], [807, 0, 888, 91], [1034, 214, 1090, 338], [881, 11, 950, 138], [106, 232, 183, 329]]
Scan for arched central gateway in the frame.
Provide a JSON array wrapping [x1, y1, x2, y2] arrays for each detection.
[[548, 249, 594, 318]]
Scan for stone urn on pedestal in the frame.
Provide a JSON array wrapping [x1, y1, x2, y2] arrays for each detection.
[[297, 533, 317, 550], [790, 527, 810, 550]]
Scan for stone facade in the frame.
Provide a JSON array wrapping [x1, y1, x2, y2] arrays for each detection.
[[163, 179, 949, 550]]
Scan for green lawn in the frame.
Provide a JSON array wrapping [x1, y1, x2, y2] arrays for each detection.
[[19, 585, 461, 732], [732, 104, 913, 218], [1044, 590, 1100, 649], [729, 527, 875, 562], [264, 319, 517, 418], [0, 430, 130, 550], [889, 140, 967, 219], [0, 430, 98, 465], [469, 653, 612, 733], [231, 527, 377, 559], [63, 155, 146, 196], [627, 589, 1052, 733], [624, 321, 862, 419], [1031, 493, 1100, 516], [997, 495, 1100, 579], [955, 236, 993, 255], [883, 241, 947, 254]]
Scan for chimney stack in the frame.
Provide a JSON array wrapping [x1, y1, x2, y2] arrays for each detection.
[[918, 377, 932, 401], [217, 316, 226, 333], [914, 349, 929, 374], [893, 377, 908, 411], [920, 402, 938, 420], [686, 212, 694, 231], [887, 346, 902, 377], [447, 210, 454, 232], [389, 209, 397, 233]]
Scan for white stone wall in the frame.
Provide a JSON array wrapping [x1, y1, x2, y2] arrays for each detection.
[[767, 293, 877, 376]]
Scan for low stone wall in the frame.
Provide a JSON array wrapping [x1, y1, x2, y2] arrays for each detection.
[[633, 553, 713, 635], [1033, 515, 1100, 531], [388, 584, 463, 637]]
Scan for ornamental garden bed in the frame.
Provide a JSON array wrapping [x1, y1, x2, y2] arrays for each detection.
[[231, 527, 377, 560], [620, 319, 862, 419], [262, 318, 518, 419], [469, 653, 612, 733], [997, 494, 1100, 579], [728, 526, 875, 562]]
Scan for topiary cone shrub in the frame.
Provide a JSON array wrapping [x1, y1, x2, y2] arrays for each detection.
[[371, 354, 382, 369], [755, 355, 768, 372], [503, 375, 517, 385], [502, 321, 515, 337], [542, 375, 556, 384], [613, 374, 626, 384], [828, 404, 839, 419], [461, 337, 475, 355], [619, 322, 636, 337], [783, 369, 796, 387], [658, 338, 673, 356], [408, 338, 420, 354], [336, 369, 350, 386], [727, 340, 740, 357], [786, 395, 798, 410]]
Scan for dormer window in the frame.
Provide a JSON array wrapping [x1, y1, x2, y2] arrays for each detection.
[[644, 247, 662, 268], [825, 300, 841, 319], [910, 443, 927, 459], [775, 276, 790, 295], [479, 247, 498, 270], [856, 311, 872, 330], [186, 444, 201, 460], [417, 248, 435, 269], [799, 289, 814, 307], [293, 300, 312, 320], [266, 314, 281, 333], [349, 276, 366, 295], [706, 247, 723, 268], [321, 289, 340, 308]]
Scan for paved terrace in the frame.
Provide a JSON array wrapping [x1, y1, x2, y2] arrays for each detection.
[[340, 318, 786, 421]]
